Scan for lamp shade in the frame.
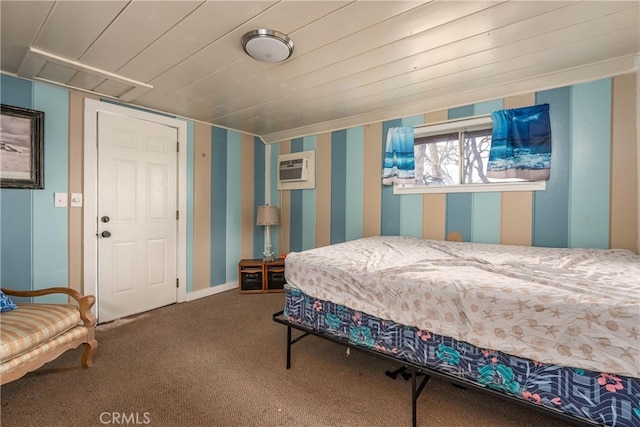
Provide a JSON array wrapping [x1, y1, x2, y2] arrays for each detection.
[[256, 205, 278, 226]]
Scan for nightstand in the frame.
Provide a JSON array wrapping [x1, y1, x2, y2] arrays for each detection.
[[238, 258, 286, 293]]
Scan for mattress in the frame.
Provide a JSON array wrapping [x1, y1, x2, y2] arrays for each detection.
[[283, 287, 640, 427], [284, 236, 640, 378]]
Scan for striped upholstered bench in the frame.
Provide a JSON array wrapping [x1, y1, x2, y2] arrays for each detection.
[[0, 287, 98, 385]]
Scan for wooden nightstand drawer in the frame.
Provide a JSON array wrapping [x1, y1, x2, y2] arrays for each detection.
[[266, 266, 286, 290], [238, 259, 286, 293]]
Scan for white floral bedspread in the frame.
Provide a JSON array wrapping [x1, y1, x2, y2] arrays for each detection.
[[285, 236, 640, 378]]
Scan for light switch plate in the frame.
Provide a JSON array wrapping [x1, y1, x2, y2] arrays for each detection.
[[54, 192, 67, 207], [70, 193, 83, 207]]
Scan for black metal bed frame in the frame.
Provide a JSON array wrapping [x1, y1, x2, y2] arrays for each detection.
[[273, 310, 599, 427]]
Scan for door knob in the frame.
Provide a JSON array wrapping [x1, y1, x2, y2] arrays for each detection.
[[101, 231, 111, 238], [101, 216, 110, 223]]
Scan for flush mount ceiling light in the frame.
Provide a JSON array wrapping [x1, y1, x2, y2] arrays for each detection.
[[241, 29, 294, 63]]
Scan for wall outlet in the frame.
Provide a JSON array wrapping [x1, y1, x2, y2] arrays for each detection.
[[54, 193, 67, 207]]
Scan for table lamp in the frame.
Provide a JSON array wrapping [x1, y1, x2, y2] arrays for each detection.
[[256, 205, 278, 262]]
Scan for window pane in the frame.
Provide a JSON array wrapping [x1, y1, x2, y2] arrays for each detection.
[[414, 133, 460, 186], [462, 129, 492, 184]]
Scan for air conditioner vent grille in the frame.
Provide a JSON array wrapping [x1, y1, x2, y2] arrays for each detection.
[[279, 157, 308, 182]]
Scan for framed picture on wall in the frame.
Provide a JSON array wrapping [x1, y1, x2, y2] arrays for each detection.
[[0, 104, 44, 189]]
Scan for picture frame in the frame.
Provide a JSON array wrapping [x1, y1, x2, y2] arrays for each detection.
[[0, 104, 44, 189]]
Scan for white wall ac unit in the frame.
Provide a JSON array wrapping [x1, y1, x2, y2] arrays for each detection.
[[278, 157, 309, 183]]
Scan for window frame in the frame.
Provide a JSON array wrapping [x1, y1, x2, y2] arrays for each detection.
[[393, 115, 546, 195]]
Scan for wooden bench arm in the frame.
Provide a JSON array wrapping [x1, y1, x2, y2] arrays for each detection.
[[1, 287, 97, 328]]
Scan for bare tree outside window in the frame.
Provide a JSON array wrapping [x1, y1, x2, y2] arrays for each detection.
[[413, 128, 493, 187], [414, 132, 460, 186], [463, 129, 492, 184]]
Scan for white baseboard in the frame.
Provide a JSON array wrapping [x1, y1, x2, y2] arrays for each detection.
[[184, 281, 238, 302]]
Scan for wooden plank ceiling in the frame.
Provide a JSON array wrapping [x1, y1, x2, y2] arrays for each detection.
[[1, 1, 638, 143]]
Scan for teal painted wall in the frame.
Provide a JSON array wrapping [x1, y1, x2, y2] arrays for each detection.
[[289, 137, 304, 251], [208, 127, 264, 287], [330, 130, 347, 244], [534, 87, 571, 248], [287, 135, 319, 252], [569, 79, 612, 249], [345, 127, 365, 241], [1, 76, 33, 292], [470, 99, 503, 244], [252, 137, 266, 259], [399, 115, 425, 239], [210, 127, 228, 286], [273, 78, 621, 251], [1, 75, 68, 302], [301, 136, 317, 251]]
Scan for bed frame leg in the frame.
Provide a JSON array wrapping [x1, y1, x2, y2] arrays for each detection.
[[411, 369, 431, 427], [286, 325, 292, 369], [412, 370, 418, 427], [278, 316, 310, 370]]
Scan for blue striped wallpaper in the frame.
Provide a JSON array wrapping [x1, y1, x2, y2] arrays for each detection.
[[399, 115, 425, 239], [273, 77, 618, 253], [0, 191, 32, 290], [344, 127, 365, 242], [330, 130, 347, 244], [533, 87, 571, 248], [301, 136, 317, 251], [268, 142, 280, 255], [32, 83, 69, 297], [289, 138, 304, 252], [0, 76, 34, 291], [471, 192, 501, 244], [446, 193, 473, 242], [284, 136, 320, 252], [0, 75, 68, 301], [470, 100, 503, 244], [210, 127, 228, 285], [225, 131, 242, 280], [569, 79, 611, 249], [253, 136, 266, 259], [445, 105, 475, 242]]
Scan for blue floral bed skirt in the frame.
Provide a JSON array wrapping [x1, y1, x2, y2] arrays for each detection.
[[284, 287, 640, 426]]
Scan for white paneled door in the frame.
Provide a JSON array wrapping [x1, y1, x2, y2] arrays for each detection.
[[97, 112, 177, 323]]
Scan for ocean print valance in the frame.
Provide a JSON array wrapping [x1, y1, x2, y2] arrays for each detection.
[[487, 103, 551, 181], [382, 126, 415, 185]]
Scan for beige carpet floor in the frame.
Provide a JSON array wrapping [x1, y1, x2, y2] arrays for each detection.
[[1, 290, 578, 427]]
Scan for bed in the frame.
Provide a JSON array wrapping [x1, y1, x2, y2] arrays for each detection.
[[273, 236, 640, 427]]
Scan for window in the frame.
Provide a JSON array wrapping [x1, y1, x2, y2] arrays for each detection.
[[395, 116, 546, 194], [414, 128, 495, 186]]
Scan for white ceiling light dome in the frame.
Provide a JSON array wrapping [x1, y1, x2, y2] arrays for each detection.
[[241, 29, 294, 63]]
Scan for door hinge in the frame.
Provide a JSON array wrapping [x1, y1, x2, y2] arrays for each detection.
[[176, 142, 179, 152], [176, 210, 179, 220], [176, 278, 179, 288]]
